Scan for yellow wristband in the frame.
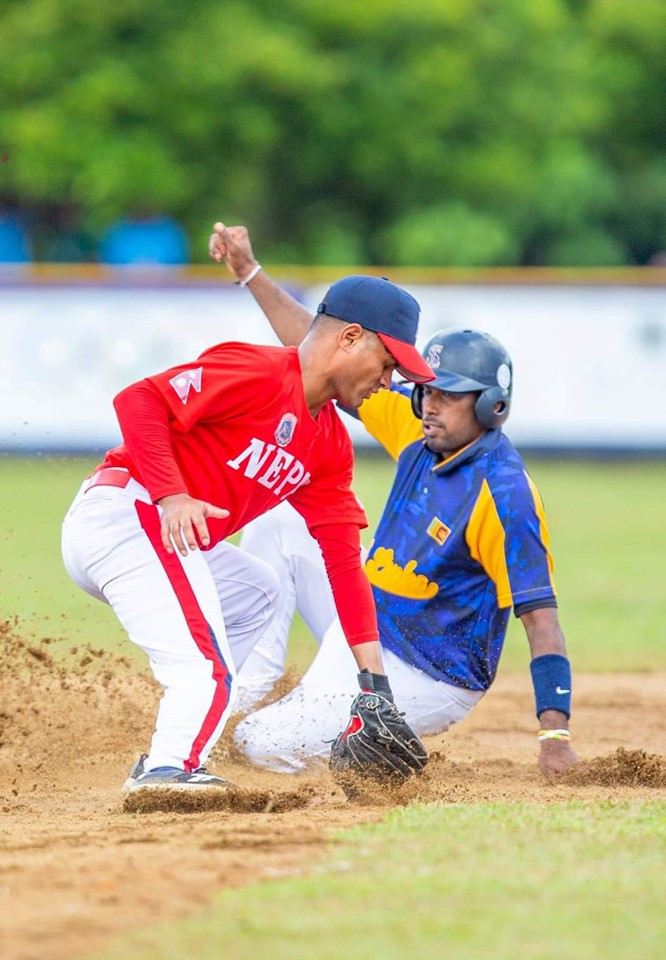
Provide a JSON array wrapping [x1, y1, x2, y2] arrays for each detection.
[[538, 728, 570, 742]]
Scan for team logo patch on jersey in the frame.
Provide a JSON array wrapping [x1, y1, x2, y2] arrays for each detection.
[[426, 344, 443, 369], [275, 413, 298, 447], [427, 516, 451, 546], [169, 367, 203, 404], [365, 547, 439, 600]]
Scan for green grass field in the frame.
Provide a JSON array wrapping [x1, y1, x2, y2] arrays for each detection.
[[2, 454, 665, 672], [3, 454, 665, 960], [90, 800, 666, 960]]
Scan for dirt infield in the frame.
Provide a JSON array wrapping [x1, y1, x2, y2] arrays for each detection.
[[1, 622, 665, 960]]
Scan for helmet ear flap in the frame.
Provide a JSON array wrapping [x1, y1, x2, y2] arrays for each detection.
[[475, 386, 510, 429], [411, 385, 425, 419]]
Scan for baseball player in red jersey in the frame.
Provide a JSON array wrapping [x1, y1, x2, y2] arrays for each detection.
[[61, 224, 434, 795]]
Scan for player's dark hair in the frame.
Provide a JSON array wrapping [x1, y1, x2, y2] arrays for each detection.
[[310, 313, 348, 332]]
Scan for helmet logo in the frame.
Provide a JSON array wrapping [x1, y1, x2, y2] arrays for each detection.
[[496, 364, 511, 390], [275, 413, 298, 447], [426, 344, 443, 368]]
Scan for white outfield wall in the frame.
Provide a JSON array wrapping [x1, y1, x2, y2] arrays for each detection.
[[1, 269, 665, 453]]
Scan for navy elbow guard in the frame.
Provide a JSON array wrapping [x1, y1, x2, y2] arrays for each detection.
[[530, 654, 572, 719]]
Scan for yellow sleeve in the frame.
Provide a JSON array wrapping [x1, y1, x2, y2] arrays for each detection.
[[524, 471, 556, 587], [357, 389, 424, 461], [465, 479, 513, 608]]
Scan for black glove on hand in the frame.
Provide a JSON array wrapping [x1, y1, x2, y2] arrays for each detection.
[[358, 668, 394, 700], [330, 670, 428, 785]]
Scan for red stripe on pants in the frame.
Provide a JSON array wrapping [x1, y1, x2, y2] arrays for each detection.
[[135, 499, 230, 772]]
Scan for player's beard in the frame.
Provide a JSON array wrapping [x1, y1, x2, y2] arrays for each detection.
[[421, 419, 484, 456]]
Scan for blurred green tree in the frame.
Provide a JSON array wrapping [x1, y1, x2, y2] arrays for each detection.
[[0, 0, 663, 265]]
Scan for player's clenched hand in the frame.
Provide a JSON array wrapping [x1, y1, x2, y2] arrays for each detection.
[[539, 739, 579, 779], [157, 494, 229, 556], [208, 222, 257, 282]]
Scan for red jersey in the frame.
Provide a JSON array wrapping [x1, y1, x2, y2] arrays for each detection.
[[99, 342, 378, 646], [102, 342, 367, 542]]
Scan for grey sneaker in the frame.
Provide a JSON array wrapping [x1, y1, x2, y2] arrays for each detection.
[[122, 755, 231, 792], [122, 753, 148, 790]]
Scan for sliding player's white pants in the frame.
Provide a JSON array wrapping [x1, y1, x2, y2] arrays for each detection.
[[234, 501, 338, 712], [235, 502, 482, 773], [62, 472, 279, 773]]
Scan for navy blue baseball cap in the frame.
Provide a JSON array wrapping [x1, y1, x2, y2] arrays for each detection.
[[317, 275, 434, 384]]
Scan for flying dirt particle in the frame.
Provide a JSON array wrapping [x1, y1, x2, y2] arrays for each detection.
[[28, 647, 52, 665], [122, 785, 316, 816], [562, 748, 666, 788], [331, 768, 430, 807]]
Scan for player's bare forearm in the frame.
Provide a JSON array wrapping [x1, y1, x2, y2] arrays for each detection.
[[521, 606, 567, 659], [521, 606, 579, 775], [350, 639, 385, 675], [243, 270, 312, 347], [521, 607, 570, 727], [208, 221, 312, 346]]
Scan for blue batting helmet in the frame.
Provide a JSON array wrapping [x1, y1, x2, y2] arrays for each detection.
[[411, 328, 513, 429]]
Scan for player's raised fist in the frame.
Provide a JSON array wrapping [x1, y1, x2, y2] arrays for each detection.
[[209, 221, 257, 283], [208, 222, 228, 263]]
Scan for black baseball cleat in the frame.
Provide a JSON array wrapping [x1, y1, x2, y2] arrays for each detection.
[[122, 754, 232, 792]]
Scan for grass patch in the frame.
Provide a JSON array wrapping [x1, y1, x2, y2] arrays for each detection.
[[0, 455, 127, 652], [0, 452, 393, 665], [294, 457, 666, 674], [2, 455, 665, 671], [87, 799, 666, 960], [501, 459, 666, 672]]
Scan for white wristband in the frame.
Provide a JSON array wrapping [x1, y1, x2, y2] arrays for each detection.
[[237, 263, 262, 287], [537, 729, 571, 742]]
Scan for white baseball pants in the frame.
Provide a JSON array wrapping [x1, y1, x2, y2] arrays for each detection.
[[235, 502, 338, 711], [235, 502, 483, 773], [61, 471, 279, 773]]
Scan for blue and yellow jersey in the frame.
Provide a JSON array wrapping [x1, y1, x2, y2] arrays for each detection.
[[356, 385, 557, 691]]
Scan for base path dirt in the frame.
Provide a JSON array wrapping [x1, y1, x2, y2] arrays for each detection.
[[1, 624, 665, 960]]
